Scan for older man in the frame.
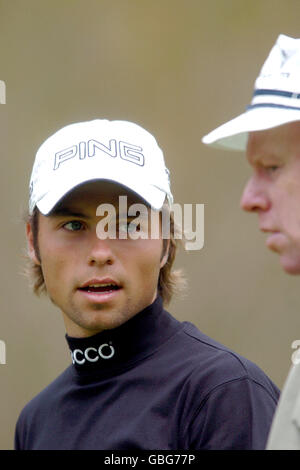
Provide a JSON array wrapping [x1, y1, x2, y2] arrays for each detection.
[[202, 33, 300, 449]]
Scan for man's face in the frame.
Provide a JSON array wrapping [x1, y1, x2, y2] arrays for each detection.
[[26, 181, 169, 337], [240, 121, 300, 274]]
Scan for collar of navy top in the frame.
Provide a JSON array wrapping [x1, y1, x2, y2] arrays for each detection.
[[65, 296, 182, 375]]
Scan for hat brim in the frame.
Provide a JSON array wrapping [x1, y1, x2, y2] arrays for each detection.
[[36, 172, 169, 216], [202, 107, 300, 151]]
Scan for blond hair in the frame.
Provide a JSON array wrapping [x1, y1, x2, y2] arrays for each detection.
[[24, 204, 186, 306]]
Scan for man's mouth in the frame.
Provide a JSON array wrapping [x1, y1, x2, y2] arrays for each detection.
[[79, 283, 121, 293]]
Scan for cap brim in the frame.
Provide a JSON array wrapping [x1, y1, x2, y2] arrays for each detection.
[[36, 172, 169, 215], [202, 107, 300, 151]]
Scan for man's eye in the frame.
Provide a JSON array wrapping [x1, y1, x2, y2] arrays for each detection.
[[118, 221, 140, 234], [262, 164, 279, 174], [63, 221, 83, 231], [267, 165, 280, 174]]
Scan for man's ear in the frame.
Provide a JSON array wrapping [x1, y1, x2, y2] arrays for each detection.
[[26, 221, 41, 266], [160, 239, 170, 269]]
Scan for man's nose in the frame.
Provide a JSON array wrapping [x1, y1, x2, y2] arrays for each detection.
[[240, 177, 270, 213], [87, 235, 115, 266]]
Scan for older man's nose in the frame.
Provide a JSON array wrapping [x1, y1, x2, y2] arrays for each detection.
[[240, 177, 270, 213]]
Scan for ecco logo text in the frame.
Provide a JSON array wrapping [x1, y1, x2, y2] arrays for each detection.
[[71, 343, 115, 365]]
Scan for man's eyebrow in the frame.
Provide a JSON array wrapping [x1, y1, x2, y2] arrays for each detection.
[[50, 207, 91, 219]]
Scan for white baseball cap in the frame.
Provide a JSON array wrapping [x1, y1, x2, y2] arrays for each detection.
[[202, 34, 300, 151], [29, 119, 173, 215]]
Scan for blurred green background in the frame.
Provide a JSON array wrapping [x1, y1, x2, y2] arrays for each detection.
[[1, 0, 300, 450]]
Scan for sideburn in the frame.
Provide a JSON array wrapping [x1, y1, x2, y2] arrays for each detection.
[[30, 208, 42, 264]]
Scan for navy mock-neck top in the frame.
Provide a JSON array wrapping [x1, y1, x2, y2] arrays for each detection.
[[15, 297, 280, 450]]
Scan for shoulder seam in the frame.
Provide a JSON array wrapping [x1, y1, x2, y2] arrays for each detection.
[[182, 326, 250, 375], [183, 375, 278, 445]]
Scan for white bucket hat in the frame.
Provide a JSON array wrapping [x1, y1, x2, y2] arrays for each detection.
[[29, 119, 173, 215], [202, 34, 300, 151]]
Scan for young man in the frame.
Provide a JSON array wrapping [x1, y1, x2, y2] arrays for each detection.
[[15, 119, 279, 450], [202, 34, 300, 449]]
